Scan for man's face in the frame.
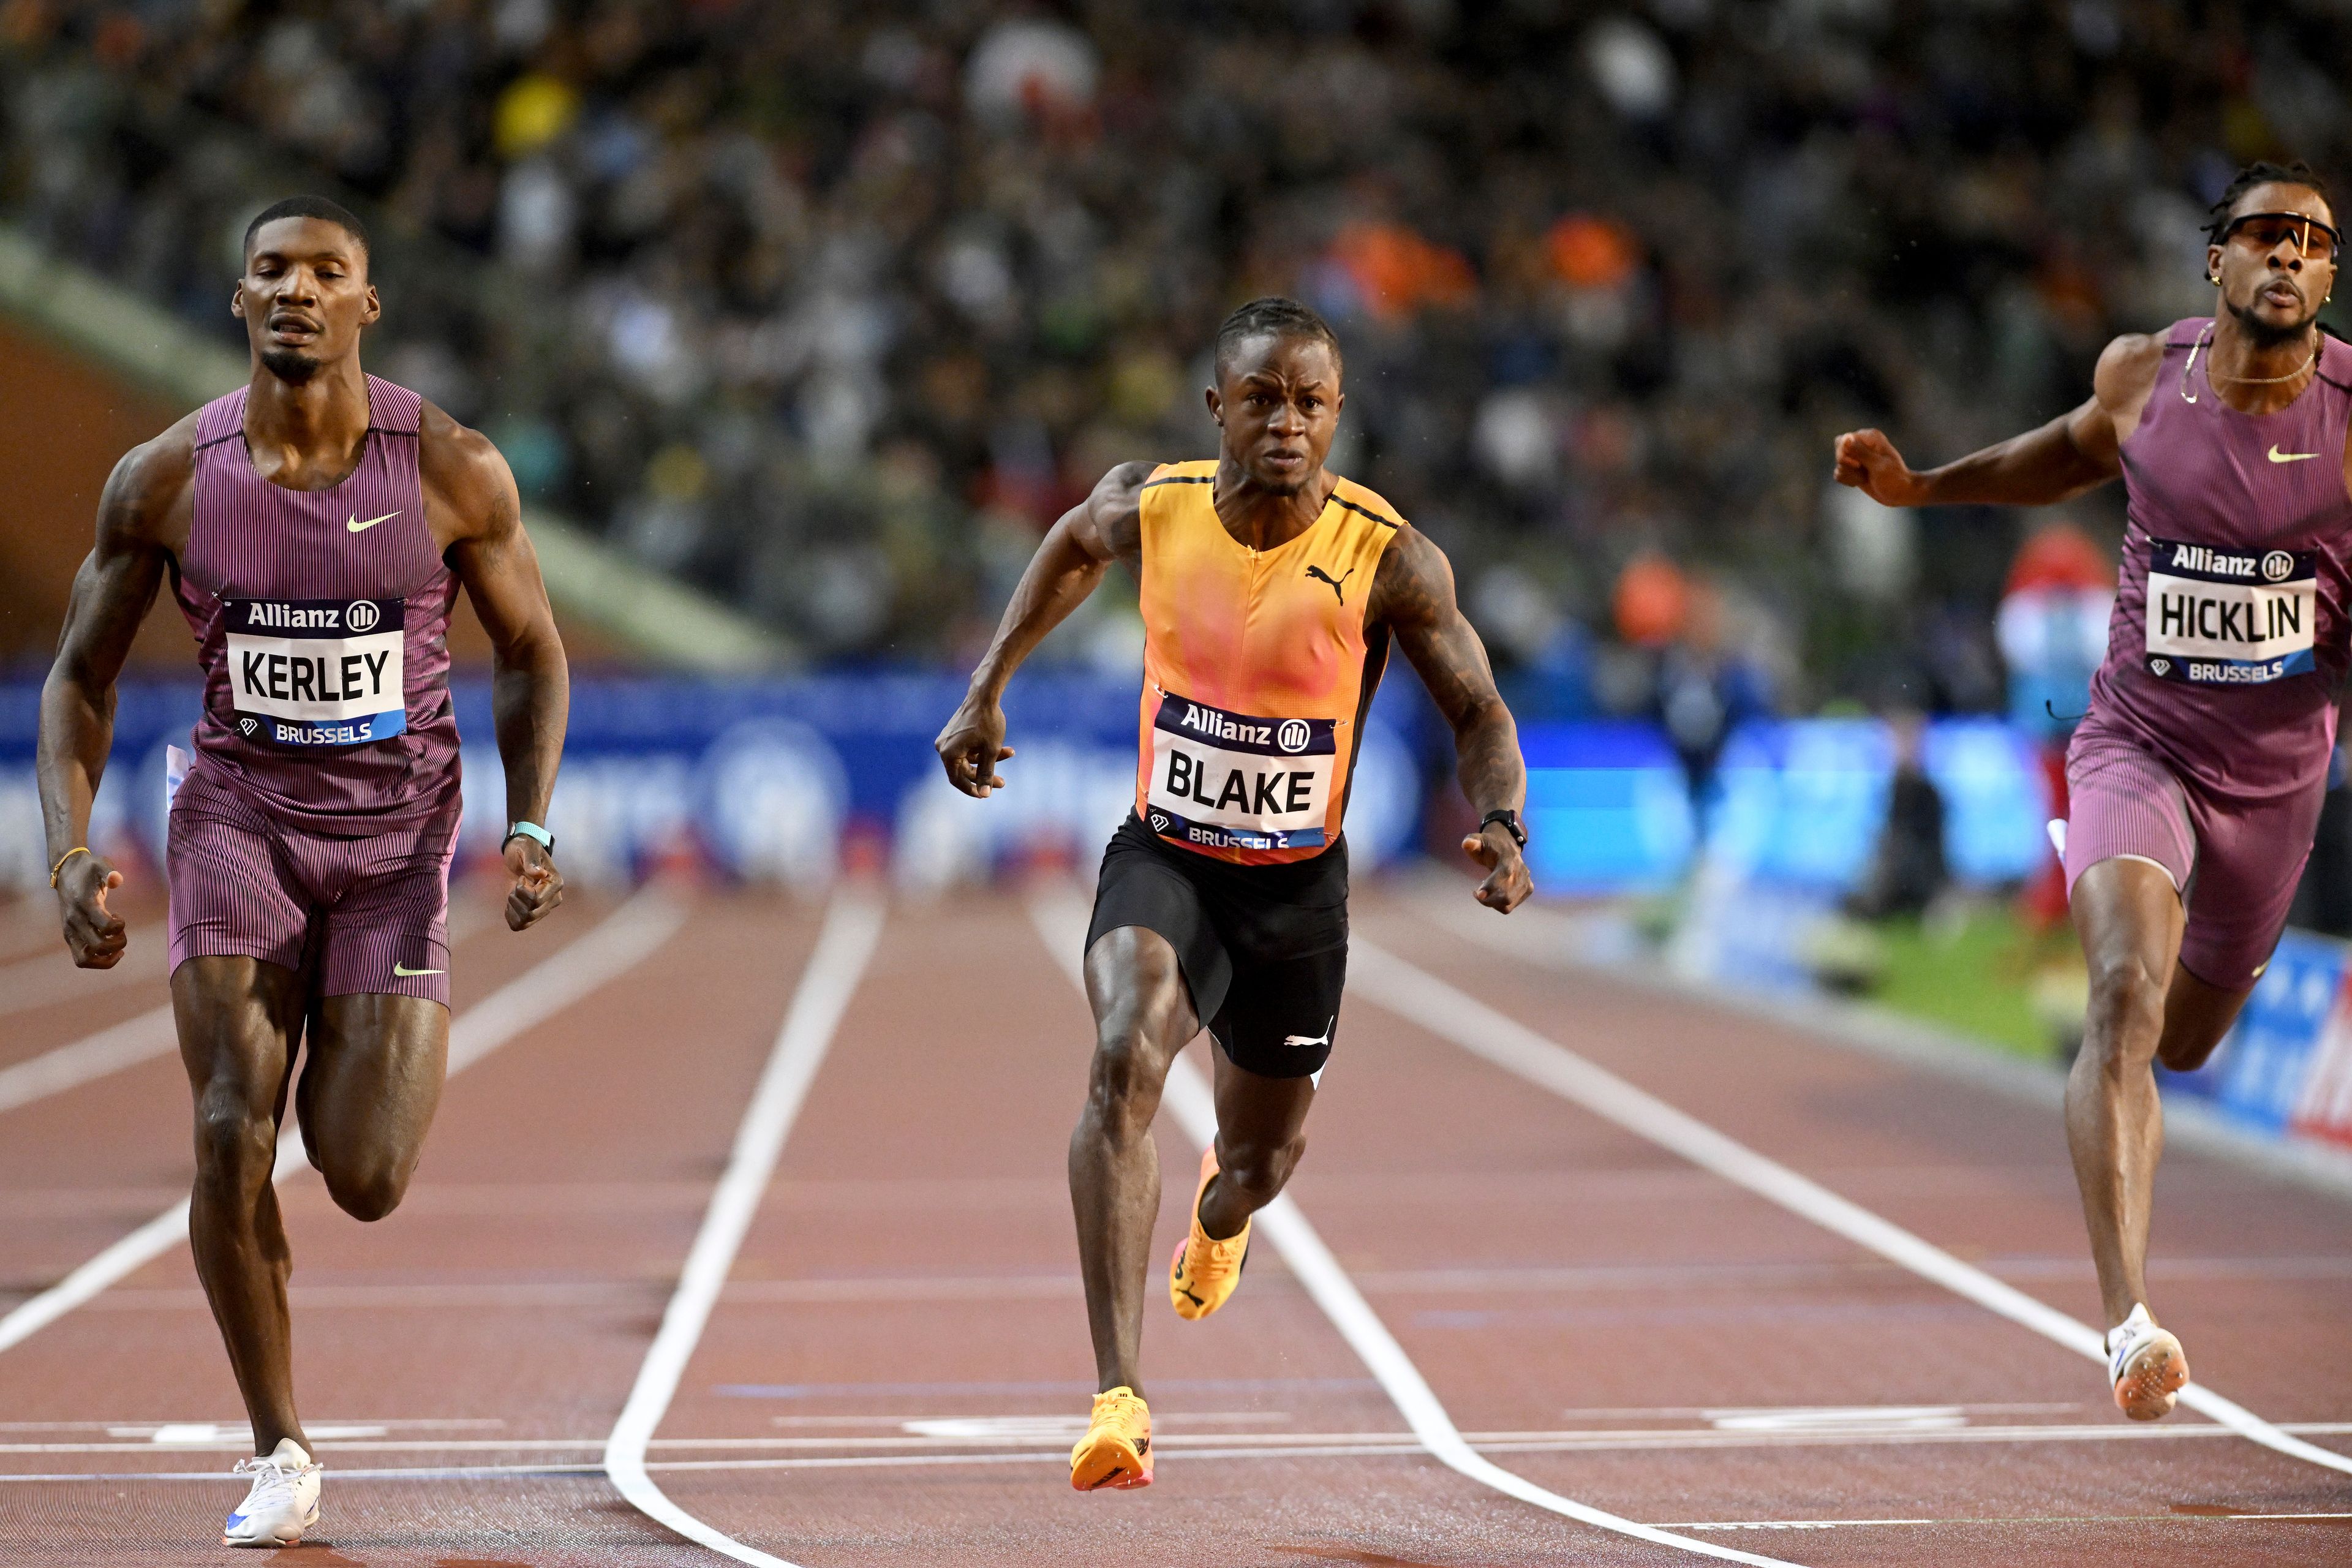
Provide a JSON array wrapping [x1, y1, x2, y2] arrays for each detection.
[[2208, 183, 2338, 345], [1208, 334, 1344, 495], [232, 217, 379, 383]]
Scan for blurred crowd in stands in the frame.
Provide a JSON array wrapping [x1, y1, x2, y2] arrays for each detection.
[[4, 0, 2349, 726]]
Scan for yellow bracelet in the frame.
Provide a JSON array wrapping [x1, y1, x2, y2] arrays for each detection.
[[49, 846, 90, 889]]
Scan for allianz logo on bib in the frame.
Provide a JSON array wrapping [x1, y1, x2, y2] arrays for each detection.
[[222, 596, 407, 747]]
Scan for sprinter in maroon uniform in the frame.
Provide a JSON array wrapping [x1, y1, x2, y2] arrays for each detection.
[[37, 197, 570, 1545], [1833, 161, 2347, 1424]]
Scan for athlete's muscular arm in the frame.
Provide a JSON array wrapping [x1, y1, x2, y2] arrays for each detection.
[[1834, 333, 2163, 508], [935, 462, 1150, 797], [423, 405, 568, 932], [1369, 527, 1532, 913], [37, 420, 197, 967]]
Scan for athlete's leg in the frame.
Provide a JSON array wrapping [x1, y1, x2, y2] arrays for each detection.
[[1197, 1050, 1314, 1240], [1070, 925, 1199, 1397], [2153, 963, 2253, 1073], [2065, 856, 2185, 1328], [295, 993, 450, 1221], [175, 957, 309, 1456]]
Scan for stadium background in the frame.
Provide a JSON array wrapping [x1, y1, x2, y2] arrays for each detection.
[[6, 0, 2352, 1153]]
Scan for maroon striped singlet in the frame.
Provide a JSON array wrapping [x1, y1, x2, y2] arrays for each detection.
[[2084, 318, 2352, 803], [174, 374, 461, 831]]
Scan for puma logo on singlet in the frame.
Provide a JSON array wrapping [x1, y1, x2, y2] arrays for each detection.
[[347, 511, 400, 532], [2267, 446, 2319, 464], [1305, 565, 1355, 602]]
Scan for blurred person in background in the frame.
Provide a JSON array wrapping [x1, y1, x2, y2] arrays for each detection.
[[1998, 522, 2117, 930], [11, 3, 2352, 679], [1833, 161, 2349, 1427], [37, 197, 567, 1547]]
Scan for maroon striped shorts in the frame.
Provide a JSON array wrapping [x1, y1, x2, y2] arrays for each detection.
[[167, 766, 461, 1006], [2062, 723, 2323, 990]]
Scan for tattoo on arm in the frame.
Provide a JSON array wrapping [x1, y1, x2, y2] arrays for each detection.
[[967, 461, 1148, 699], [1370, 527, 1525, 818]]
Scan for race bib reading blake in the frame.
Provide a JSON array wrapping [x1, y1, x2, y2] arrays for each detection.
[[2143, 538, 2317, 687], [222, 597, 406, 747], [1146, 690, 1336, 853]]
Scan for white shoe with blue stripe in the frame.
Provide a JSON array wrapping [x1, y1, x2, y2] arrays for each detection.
[[222, 1437, 320, 1547]]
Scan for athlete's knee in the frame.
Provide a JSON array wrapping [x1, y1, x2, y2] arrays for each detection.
[[192, 1090, 277, 1188], [2155, 1030, 2225, 1074], [1216, 1131, 1306, 1205], [2081, 955, 2168, 1069], [1084, 1027, 1173, 1144], [320, 1152, 412, 1223]]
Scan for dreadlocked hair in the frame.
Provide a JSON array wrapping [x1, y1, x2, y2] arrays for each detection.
[[1214, 296, 1343, 379], [2204, 160, 2332, 242]]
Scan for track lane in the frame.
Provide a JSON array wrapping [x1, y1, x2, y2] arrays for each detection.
[[0, 889, 826, 1565], [1331, 889, 2352, 1564], [649, 893, 1725, 1566]]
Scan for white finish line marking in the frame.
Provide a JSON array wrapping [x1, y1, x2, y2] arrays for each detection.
[[1356, 922, 2352, 1481], [0, 890, 687, 1357], [603, 892, 885, 1568], [1028, 891, 1803, 1568]]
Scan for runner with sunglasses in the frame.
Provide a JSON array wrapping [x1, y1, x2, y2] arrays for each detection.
[[1830, 160, 2346, 1422]]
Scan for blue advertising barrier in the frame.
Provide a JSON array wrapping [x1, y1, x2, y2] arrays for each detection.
[[2162, 928, 2348, 1138], [0, 673, 1423, 891], [1520, 715, 2052, 895]]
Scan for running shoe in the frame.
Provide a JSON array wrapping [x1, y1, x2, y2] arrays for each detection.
[[222, 1437, 321, 1547], [2107, 1303, 2189, 1421], [1069, 1386, 1153, 1491], [1169, 1146, 1249, 1321]]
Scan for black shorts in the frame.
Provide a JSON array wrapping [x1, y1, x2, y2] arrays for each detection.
[[1085, 812, 1348, 1079]]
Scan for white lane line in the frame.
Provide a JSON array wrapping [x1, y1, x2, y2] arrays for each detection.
[[0, 898, 497, 1116], [602, 892, 886, 1568], [1027, 891, 1802, 1568], [0, 928, 167, 1019], [0, 890, 687, 1357], [1353, 928, 2352, 1482], [0, 1003, 176, 1114]]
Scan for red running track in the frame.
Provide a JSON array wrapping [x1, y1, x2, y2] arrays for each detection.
[[0, 880, 2346, 1566]]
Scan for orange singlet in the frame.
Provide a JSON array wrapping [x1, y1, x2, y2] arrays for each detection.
[[1133, 460, 1403, 865]]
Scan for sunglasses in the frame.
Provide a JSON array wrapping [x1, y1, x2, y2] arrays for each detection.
[[2220, 211, 2342, 263]]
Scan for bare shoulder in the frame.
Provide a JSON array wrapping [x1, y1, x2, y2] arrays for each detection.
[[417, 399, 519, 543], [1368, 522, 1457, 628], [98, 409, 202, 547], [1083, 459, 1159, 555], [2092, 332, 2167, 407]]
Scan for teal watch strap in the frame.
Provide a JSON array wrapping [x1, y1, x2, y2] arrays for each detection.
[[504, 820, 555, 853]]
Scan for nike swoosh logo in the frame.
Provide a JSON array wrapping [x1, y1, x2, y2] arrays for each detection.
[[393, 963, 443, 977], [2268, 447, 2320, 463], [347, 511, 400, 532]]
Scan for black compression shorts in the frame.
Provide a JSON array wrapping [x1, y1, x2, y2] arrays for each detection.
[[1084, 812, 1348, 1079]]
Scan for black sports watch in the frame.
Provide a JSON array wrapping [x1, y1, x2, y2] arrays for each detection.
[[1478, 808, 1528, 848]]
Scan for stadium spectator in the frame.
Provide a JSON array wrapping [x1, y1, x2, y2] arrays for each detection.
[[3, 0, 2345, 687]]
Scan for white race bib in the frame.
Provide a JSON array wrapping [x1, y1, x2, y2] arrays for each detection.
[[222, 597, 407, 747], [2144, 538, 2316, 687], [1145, 690, 1336, 853]]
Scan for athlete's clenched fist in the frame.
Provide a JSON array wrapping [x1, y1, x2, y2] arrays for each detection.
[[1832, 428, 1929, 508], [504, 837, 565, 931], [935, 696, 1016, 798], [54, 851, 130, 968], [1462, 824, 1532, 913]]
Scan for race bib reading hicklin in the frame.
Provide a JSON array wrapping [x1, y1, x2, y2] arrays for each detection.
[[222, 596, 407, 746], [2143, 538, 2316, 686], [1145, 690, 1336, 853]]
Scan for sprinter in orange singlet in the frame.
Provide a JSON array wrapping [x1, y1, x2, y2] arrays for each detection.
[[937, 298, 1532, 1491]]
